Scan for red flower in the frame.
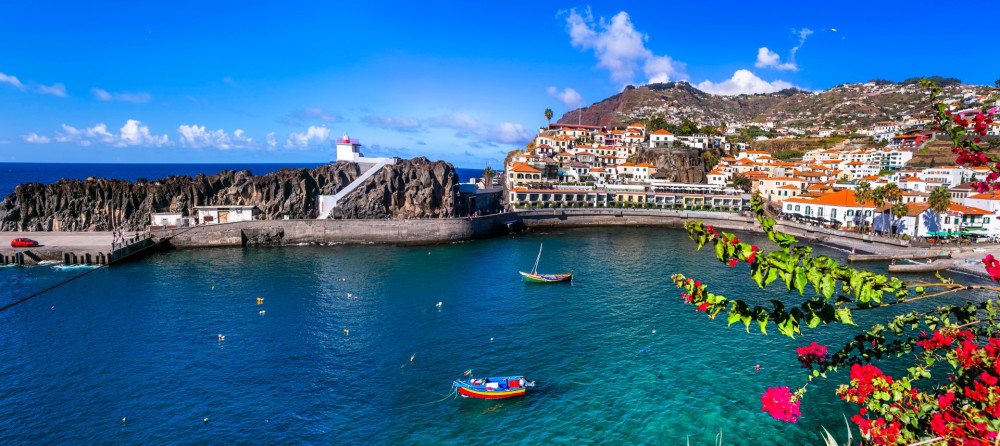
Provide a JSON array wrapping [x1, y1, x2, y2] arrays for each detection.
[[696, 302, 710, 312], [760, 386, 801, 423], [795, 342, 830, 369], [728, 258, 738, 267]]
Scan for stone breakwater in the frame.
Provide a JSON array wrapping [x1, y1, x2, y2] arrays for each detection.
[[0, 157, 460, 232]]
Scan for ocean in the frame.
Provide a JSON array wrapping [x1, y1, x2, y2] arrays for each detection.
[[0, 227, 991, 444], [0, 163, 487, 197]]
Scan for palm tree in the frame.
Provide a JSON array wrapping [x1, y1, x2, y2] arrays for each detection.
[[544, 108, 554, 127], [482, 165, 495, 188], [878, 183, 902, 235], [928, 186, 953, 240], [853, 181, 872, 233], [871, 186, 886, 235], [891, 201, 909, 238]]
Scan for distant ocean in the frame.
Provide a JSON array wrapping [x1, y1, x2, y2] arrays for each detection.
[[0, 163, 486, 197]]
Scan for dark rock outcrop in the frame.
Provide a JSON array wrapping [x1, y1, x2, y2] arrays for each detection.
[[337, 157, 459, 219], [0, 158, 460, 231], [633, 147, 717, 184]]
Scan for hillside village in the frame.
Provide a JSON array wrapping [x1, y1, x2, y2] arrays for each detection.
[[504, 80, 1000, 240]]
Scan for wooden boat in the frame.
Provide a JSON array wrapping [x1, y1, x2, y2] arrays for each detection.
[[453, 376, 533, 399], [519, 243, 572, 283]]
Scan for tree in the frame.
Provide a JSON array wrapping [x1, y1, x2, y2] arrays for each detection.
[[890, 201, 909, 237], [928, 185, 952, 238], [678, 119, 698, 136], [731, 174, 752, 193], [870, 185, 886, 233], [544, 108, 553, 127], [853, 181, 872, 232], [878, 183, 902, 235], [482, 165, 495, 188]]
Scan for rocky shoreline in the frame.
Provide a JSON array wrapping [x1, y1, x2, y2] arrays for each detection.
[[0, 157, 460, 232]]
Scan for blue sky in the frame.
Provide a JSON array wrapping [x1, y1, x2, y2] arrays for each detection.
[[1, 1, 996, 168]]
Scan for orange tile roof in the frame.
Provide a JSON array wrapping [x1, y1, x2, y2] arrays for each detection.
[[777, 184, 799, 190], [968, 191, 1000, 200], [899, 176, 924, 182], [635, 163, 656, 168], [651, 129, 673, 135], [949, 204, 991, 215], [785, 189, 875, 207], [509, 163, 541, 174]]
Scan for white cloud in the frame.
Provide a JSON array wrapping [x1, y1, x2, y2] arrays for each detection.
[[547, 86, 582, 108], [295, 107, 343, 123], [92, 88, 152, 104], [118, 119, 169, 146], [488, 122, 533, 145], [284, 125, 331, 149], [564, 8, 686, 85], [266, 131, 277, 151], [56, 123, 115, 144], [754, 47, 781, 68], [0, 72, 25, 90], [35, 82, 67, 97], [23, 133, 50, 143], [177, 125, 234, 150], [696, 69, 797, 95], [427, 112, 480, 133], [362, 115, 421, 132], [755, 28, 813, 71]]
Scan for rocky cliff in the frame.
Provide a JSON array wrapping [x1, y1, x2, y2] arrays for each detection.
[[633, 147, 718, 183], [336, 157, 458, 219], [0, 157, 460, 231]]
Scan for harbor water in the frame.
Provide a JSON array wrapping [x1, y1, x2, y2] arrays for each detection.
[[0, 227, 992, 445]]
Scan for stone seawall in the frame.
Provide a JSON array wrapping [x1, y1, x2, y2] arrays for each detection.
[[153, 208, 910, 253], [158, 215, 512, 248], [515, 209, 757, 231]]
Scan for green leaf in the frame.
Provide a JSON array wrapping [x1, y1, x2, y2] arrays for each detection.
[[714, 239, 725, 261], [835, 308, 855, 326], [793, 267, 808, 295], [820, 276, 835, 300]]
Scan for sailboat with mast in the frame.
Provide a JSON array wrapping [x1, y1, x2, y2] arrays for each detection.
[[519, 243, 573, 283]]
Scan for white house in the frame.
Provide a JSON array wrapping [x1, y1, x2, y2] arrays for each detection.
[[649, 129, 675, 148], [149, 212, 193, 229], [195, 205, 261, 225]]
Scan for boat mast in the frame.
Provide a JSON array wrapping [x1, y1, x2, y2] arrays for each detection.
[[531, 244, 542, 274]]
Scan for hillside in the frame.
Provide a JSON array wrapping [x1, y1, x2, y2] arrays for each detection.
[[557, 79, 996, 130]]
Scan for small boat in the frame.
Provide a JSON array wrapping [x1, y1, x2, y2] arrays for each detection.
[[519, 243, 572, 283], [453, 376, 533, 399]]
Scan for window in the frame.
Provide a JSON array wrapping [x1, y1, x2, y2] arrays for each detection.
[[805, 207, 812, 215], [818, 208, 824, 217], [787, 204, 793, 211], [945, 217, 951, 224], [831, 209, 838, 219], [986, 217, 991, 224], [847, 210, 854, 216], [795, 205, 801, 212]]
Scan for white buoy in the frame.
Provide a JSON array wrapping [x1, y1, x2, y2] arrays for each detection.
[[347, 293, 352, 299], [259, 310, 265, 316], [410, 353, 416, 362], [122, 417, 127, 423], [652, 329, 656, 334], [435, 302, 442, 308], [203, 417, 209, 423], [490, 337, 494, 342]]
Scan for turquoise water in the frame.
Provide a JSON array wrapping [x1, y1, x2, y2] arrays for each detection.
[[0, 227, 992, 445]]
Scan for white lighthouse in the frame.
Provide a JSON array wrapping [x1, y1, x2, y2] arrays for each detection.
[[335, 133, 363, 162]]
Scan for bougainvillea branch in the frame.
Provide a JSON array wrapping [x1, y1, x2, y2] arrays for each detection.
[[673, 80, 1000, 444]]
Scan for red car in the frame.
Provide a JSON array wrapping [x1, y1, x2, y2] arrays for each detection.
[[11, 238, 39, 248]]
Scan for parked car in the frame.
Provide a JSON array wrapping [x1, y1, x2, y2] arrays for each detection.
[[11, 238, 39, 248]]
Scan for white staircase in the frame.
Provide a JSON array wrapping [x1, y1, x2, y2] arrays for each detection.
[[316, 157, 395, 219]]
